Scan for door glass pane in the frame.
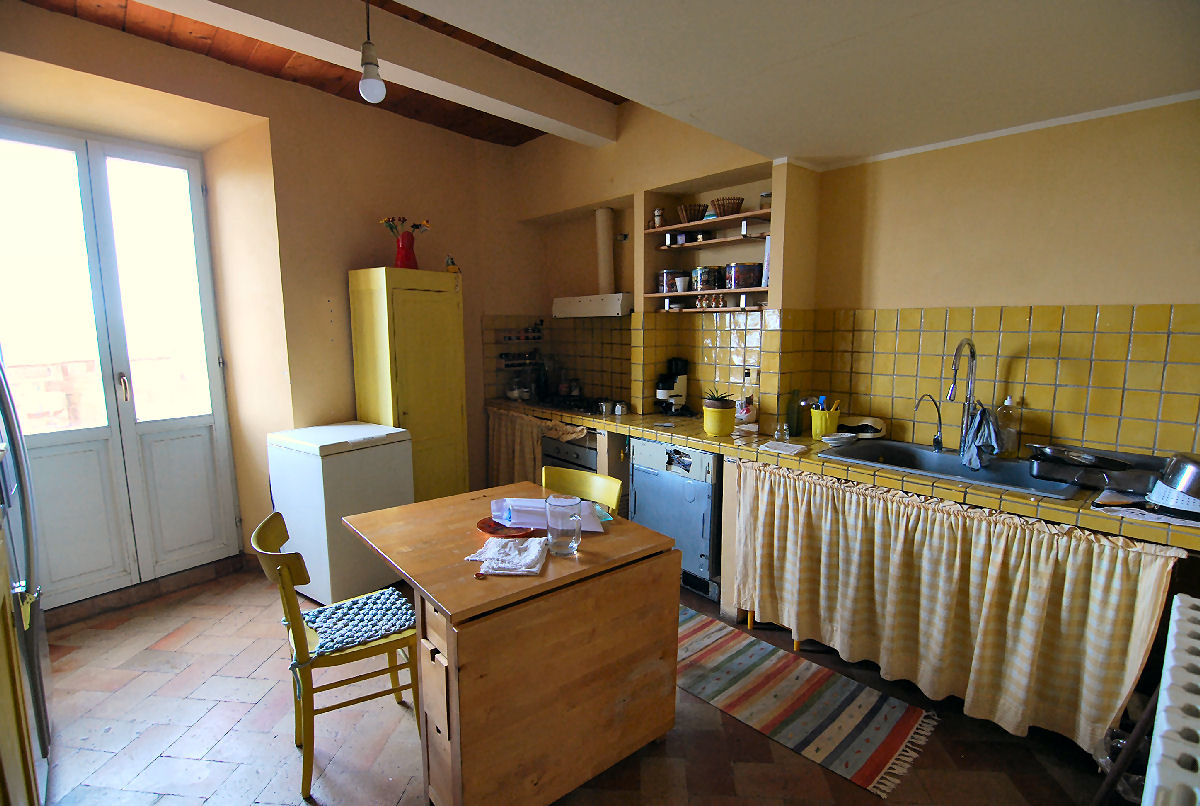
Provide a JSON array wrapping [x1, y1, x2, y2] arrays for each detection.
[[105, 157, 212, 422], [0, 139, 108, 435]]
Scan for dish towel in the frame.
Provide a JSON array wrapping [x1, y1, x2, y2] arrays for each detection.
[[465, 536, 550, 576], [962, 400, 1001, 470]]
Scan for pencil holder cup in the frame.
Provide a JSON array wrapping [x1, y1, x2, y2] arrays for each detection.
[[810, 410, 840, 440]]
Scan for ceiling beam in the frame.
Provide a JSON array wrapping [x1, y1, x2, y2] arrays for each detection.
[[140, 0, 618, 146]]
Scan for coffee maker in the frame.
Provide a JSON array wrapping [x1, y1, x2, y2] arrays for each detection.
[[655, 357, 693, 415]]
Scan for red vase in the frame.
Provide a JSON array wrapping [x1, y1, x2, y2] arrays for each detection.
[[394, 231, 419, 269]]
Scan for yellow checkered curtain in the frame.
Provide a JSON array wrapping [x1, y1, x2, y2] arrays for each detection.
[[733, 461, 1184, 753]]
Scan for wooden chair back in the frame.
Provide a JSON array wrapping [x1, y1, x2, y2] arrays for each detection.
[[541, 466, 622, 512], [251, 512, 313, 665]]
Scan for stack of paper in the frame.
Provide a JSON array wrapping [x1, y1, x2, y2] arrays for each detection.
[[491, 497, 605, 532]]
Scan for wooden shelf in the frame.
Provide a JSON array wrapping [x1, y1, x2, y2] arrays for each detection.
[[661, 305, 765, 314], [656, 233, 767, 252], [645, 287, 768, 299], [645, 209, 771, 235]]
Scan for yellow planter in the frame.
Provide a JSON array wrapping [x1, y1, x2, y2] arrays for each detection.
[[702, 401, 736, 436]]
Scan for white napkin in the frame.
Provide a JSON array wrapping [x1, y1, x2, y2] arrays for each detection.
[[760, 441, 807, 455], [492, 498, 605, 532], [465, 537, 550, 576]]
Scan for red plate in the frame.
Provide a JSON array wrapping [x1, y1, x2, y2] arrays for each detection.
[[476, 517, 534, 538]]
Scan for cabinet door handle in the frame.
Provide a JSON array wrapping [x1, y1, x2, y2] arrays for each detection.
[[117, 372, 131, 402]]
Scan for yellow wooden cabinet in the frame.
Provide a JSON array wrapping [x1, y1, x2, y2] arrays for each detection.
[[350, 267, 469, 501], [0, 518, 39, 806]]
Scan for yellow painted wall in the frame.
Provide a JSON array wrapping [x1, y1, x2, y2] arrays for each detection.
[[817, 100, 1200, 308], [204, 122, 292, 539]]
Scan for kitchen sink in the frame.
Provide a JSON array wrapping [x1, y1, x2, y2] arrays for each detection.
[[817, 439, 1080, 499]]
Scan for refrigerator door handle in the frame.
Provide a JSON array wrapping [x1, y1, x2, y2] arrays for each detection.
[[117, 371, 131, 402]]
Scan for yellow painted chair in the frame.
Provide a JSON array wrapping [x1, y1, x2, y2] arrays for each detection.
[[251, 512, 419, 800], [541, 465, 622, 512]]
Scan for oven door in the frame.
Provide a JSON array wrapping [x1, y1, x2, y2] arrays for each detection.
[[541, 435, 597, 472]]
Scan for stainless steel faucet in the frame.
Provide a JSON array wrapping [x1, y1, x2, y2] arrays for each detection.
[[914, 394, 943, 452], [946, 337, 977, 462]]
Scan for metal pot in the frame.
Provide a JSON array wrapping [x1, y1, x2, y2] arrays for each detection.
[[1160, 453, 1200, 497]]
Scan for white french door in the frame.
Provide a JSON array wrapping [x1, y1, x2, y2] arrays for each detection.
[[0, 121, 238, 609]]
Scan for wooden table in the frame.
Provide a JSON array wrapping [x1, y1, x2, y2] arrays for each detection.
[[343, 482, 680, 806]]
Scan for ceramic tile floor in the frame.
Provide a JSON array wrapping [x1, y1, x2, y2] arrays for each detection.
[[44, 570, 1110, 805]]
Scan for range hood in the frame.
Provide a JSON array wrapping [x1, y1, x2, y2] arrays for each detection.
[[551, 208, 633, 318]]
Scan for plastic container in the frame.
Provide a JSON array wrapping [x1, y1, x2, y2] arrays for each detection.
[[736, 395, 758, 425], [996, 396, 1020, 458]]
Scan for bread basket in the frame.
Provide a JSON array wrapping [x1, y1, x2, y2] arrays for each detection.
[[708, 196, 744, 217]]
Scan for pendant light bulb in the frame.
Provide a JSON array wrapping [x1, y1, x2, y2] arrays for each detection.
[[358, 2, 385, 104], [359, 40, 385, 103]]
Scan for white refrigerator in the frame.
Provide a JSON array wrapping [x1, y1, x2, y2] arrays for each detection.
[[267, 422, 414, 605]]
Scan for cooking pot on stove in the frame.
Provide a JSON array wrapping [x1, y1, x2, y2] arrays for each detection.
[[1160, 453, 1200, 498]]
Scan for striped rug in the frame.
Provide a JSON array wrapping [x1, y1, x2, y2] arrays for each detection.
[[678, 606, 938, 798]]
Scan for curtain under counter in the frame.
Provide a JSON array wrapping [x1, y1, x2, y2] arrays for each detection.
[[733, 460, 1185, 753], [486, 407, 586, 486]]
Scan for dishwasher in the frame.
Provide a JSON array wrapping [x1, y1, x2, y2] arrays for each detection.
[[628, 437, 720, 600]]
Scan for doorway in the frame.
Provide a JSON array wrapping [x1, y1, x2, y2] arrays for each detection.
[[0, 121, 239, 609]]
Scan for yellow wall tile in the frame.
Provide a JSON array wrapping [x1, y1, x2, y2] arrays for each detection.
[[898, 308, 922, 331], [1161, 394, 1200, 423], [1001, 306, 1031, 332], [1063, 305, 1097, 332], [1058, 333, 1093, 360], [1168, 334, 1200, 364], [1133, 304, 1172, 332], [1051, 412, 1084, 441], [1026, 358, 1057, 385], [1173, 304, 1200, 331], [1163, 364, 1196, 394], [1088, 388, 1123, 416], [1084, 415, 1119, 443], [1124, 361, 1165, 391], [1117, 418, 1157, 449], [946, 308, 972, 331], [1122, 390, 1160, 418], [875, 309, 898, 331], [1096, 305, 1133, 332], [1157, 422, 1197, 453], [1056, 386, 1088, 413], [1024, 385, 1055, 410], [1129, 334, 1167, 362], [1092, 333, 1130, 361], [1090, 361, 1125, 388], [973, 306, 1002, 331], [1031, 306, 1063, 332]]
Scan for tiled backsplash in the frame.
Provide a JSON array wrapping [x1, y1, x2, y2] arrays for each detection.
[[483, 314, 631, 403], [631, 303, 1199, 456]]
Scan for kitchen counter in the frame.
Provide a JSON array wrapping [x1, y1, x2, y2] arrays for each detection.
[[488, 398, 1200, 551]]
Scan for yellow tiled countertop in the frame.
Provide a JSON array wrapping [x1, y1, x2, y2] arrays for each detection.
[[488, 399, 1200, 552]]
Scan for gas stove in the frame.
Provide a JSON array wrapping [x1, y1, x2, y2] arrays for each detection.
[[538, 395, 603, 414]]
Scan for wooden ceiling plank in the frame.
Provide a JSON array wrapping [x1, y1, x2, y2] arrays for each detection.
[[242, 40, 295, 77], [167, 14, 218, 55], [123, 0, 173, 41], [206, 27, 256, 67], [76, 0, 127, 29]]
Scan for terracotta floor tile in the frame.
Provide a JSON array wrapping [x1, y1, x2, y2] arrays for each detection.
[[165, 700, 253, 760], [152, 653, 228, 699], [147, 619, 213, 652], [186, 673, 275, 704], [116, 694, 217, 727], [53, 784, 161, 805], [42, 569, 1107, 806], [82, 723, 188, 789], [124, 755, 237, 798], [54, 716, 152, 754], [116, 648, 198, 675], [46, 747, 113, 803], [216, 636, 283, 677], [54, 665, 142, 694]]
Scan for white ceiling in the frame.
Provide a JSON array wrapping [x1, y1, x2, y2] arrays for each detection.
[[402, 0, 1200, 166]]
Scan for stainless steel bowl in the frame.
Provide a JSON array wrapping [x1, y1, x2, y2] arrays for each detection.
[[1161, 453, 1200, 497]]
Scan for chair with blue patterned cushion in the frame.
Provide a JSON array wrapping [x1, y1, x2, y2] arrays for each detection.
[[251, 512, 419, 799]]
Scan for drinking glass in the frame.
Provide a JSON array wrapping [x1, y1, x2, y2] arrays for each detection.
[[546, 494, 582, 556]]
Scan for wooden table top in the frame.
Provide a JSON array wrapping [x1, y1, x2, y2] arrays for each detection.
[[343, 482, 675, 624]]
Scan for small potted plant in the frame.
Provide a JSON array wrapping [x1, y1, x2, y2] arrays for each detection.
[[702, 388, 736, 437]]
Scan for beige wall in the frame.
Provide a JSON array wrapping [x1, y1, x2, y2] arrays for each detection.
[[0, 2, 518, 540], [817, 100, 1200, 309]]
